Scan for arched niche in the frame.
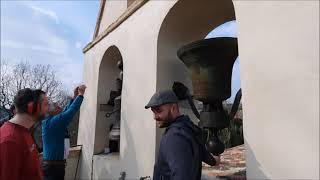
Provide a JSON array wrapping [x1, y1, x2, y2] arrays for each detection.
[[94, 45, 123, 155]]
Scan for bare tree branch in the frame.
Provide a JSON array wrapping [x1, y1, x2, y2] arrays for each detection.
[[0, 59, 71, 109]]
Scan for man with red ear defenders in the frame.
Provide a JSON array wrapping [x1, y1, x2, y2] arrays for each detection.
[[41, 84, 86, 180], [0, 88, 49, 180]]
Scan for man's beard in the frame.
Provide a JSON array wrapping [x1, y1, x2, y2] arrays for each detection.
[[158, 121, 171, 128], [158, 111, 174, 128]]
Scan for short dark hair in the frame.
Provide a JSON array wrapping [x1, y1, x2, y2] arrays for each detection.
[[9, 104, 15, 112], [8, 104, 16, 119], [13, 88, 46, 114]]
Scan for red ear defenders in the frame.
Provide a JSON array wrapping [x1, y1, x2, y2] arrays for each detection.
[[27, 90, 40, 115]]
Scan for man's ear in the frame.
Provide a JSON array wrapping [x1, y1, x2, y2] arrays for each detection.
[[174, 103, 180, 113], [27, 101, 40, 115], [170, 104, 177, 113], [27, 102, 34, 115]]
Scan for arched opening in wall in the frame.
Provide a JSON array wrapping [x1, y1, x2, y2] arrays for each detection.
[[95, 45, 123, 155], [205, 20, 244, 150], [157, 0, 245, 178]]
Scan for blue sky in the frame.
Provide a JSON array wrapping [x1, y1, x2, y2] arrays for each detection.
[[1, 1, 240, 100], [1, 0, 100, 90]]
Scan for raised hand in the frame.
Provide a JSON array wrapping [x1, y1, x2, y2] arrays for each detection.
[[73, 86, 79, 98], [78, 85, 87, 96]]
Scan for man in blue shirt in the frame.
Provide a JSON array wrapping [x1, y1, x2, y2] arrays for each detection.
[[42, 85, 86, 180]]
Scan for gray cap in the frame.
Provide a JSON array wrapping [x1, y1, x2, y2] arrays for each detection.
[[145, 89, 179, 109]]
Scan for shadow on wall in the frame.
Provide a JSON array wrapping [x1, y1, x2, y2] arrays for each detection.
[[121, 109, 139, 178], [95, 109, 140, 179], [244, 140, 269, 180], [76, 150, 91, 180]]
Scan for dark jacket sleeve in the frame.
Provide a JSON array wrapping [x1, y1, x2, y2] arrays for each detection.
[[164, 133, 195, 180], [201, 145, 216, 166], [48, 95, 83, 129]]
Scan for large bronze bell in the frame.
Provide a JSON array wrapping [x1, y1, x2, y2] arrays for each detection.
[[177, 37, 238, 103], [177, 37, 238, 155]]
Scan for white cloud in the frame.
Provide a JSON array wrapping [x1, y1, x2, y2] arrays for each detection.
[[2, 39, 63, 55], [56, 61, 84, 90], [30, 45, 61, 54], [1, 40, 25, 49], [1, 18, 78, 87], [1, 1, 99, 91], [29, 5, 60, 24]]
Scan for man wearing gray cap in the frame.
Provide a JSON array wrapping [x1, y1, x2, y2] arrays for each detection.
[[145, 89, 220, 180]]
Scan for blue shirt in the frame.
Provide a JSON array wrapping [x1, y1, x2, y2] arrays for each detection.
[[42, 96, 83, 160]]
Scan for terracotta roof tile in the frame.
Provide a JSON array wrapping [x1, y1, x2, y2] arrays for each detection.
[[202, 144, 246, 180]]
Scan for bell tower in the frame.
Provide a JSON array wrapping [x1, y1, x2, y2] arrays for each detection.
[[93, 0, 140, 38]]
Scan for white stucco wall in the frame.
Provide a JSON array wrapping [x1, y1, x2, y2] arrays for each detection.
[[78, 1, 177, 179], [97, 0, 127, 36], [234, 1, 319, 179]]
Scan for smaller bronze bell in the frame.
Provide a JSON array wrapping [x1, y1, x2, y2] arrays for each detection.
[[205, 131, 225, 156]]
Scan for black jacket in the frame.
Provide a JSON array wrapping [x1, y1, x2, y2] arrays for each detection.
[[153, 115, 216, 180]]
